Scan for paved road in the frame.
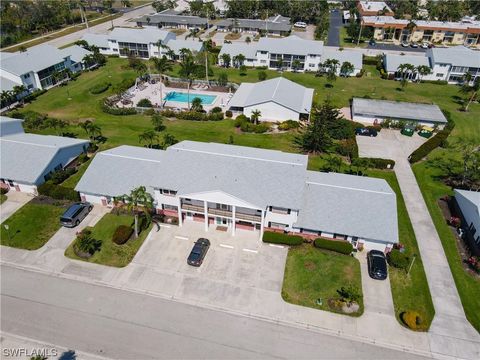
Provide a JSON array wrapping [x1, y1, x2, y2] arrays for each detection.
[[0, 265, 428, 360], [327, 9, 342, 47]]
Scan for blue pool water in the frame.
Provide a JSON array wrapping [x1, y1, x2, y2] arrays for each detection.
[[164, 91, 217, 105]]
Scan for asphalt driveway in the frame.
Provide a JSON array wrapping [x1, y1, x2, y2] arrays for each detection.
[[327, 9, 342, 46]]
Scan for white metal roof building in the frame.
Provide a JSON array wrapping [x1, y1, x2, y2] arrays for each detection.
[[228, 77, 314, 121], [383, 53, 431, 73], [454, 189, 480, 256], [351, 98, 448, 127], [76, 140, 398, 250], [216, 15, 292, 35], [0, 117, 89, 193], [135, 9, 209, 29]]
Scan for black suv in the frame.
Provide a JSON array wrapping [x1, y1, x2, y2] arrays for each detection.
[[60, 202, 92, 228], [367, 250, 388, 280], [355, 127, 378, 137], [187, 238, 211, 267]]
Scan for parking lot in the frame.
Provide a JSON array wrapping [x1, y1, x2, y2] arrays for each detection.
[[124, 221, 288, 313], [356, 129, 428, 161]]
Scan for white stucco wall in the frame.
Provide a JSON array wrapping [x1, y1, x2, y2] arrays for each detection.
[[265, 209, 298, 227], [352, 114, 445, 128], [244, 102, 300, 122], [455, 190, 480, 237]]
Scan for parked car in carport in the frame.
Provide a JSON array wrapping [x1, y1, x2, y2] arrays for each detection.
[[367, 250, 388, 280], [418, 126, 434, 138], [60, 202, 92, 227], [355, 127, 378, 137], [187, 238, 211, 266]]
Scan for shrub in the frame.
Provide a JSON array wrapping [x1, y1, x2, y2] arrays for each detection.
[[253, 122, 270, 133], [176, 111, 205, 121], [77, 153, 89, 164], [210, 106, 222, 113], [314, 238, 353, 255], [101, 102, 137, 115], [160, 109, 177, 117], [87, 143, 98, 153], [137, 98, 153, 107], [337, 285, 361, 303], [336, 138, 358, 159], [409, 129, 451, 163], [206, 111, 224, 121], [363, 55, 378, 65], [23, 89, 47, 103], [258, 70, 267, 81], [420, 80, 448, 85], [37, 183, 80, 201], [328, 118, 356, 140], [364, 157, 395, 169], [112, 225, 134, 245], [225, 110, 233, 118], [234, 114, 249, 125], [89, 82, 111, 94], [75, 229, 102, 255], [388, 249, 410, 269], [0, 187, 9, 195], [49, 168, 76, 185], [111, 78, 135, 93], [262, 231, 303, 245], [278, 120, 300, 131], [401, 311, 423, 330]]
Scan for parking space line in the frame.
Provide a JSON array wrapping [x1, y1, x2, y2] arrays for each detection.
[[159, 224, 171, 228], [242, 248, 258, 254], [219, 244, 234, 249], [175, 236, 189, 240], [269, 244, 285, 249]]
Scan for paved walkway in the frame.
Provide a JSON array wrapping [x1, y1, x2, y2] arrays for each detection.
[[0, 192, 33, 223]]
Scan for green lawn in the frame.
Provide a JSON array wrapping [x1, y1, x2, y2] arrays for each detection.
[[65, 213, 152, 267], [367, 169, 435, 330], [282, 244, 364, 316], [0, 194, 7, 205], [61, 158, 93, 189], [339, 27, 368, 48], [413, 161, 480, 332], [0, 202, 65, 250]]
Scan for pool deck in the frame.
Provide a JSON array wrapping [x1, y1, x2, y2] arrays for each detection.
[[121, 81, 232, 111]]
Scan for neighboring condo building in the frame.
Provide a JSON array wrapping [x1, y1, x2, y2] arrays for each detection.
[[0, 117, 89, 194], [216, 15, 292, 36], [356, 1, 394, 17], [218, 35, 362, 75], [0, 44, 91, 93], [228, 77, 314, 122], [363, 16, 480, 47], [76, 141, 398, 252], [81, 27, 203, 60], [135, 9, 209, 30], [453, 189, 480, 256]]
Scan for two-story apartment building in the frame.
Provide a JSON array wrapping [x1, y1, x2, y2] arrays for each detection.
[[218, 35, 362, 75], [216, 15, 292, 36], [81, 27, 203, 60], [363, 16, 480, 47], [0, 117, 89, 194], [356, 1, 394, 17], [75, 141, 398, 252], [135, 9, 209, 30]]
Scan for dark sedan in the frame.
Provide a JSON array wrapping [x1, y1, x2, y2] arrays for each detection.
[[355, 127, 378, 137], [187, 238, 210, 267], [367, 250, 388, 280]]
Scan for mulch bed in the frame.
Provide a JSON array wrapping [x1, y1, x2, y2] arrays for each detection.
[[30, 195, 72, 207]]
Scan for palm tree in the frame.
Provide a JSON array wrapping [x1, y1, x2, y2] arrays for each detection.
[[340, 61, 355, 77], [250, 109, 261, 125], [416, 65, 431, 82], [232, 53, 245, 68], [88, 123, 102, 141], [150, 56, 172, 108], [116, 186, 154, 238], [79, 120, 93, 137], [191, 97, 203, 112], [324, 58, 340, 83], [155, 39, 169, 58], [12, 85, 26, 102], [166, 48, 176, 61], [245, 36, 251, 45], [460, 75, 480, 111], [179, 54, 197, 110], [291, 59, 302, 72], [179, 48, 192, 61], [397, 63, 415, 87], [221, 53, 231, 68], [135, 62, 148, 78], [1, 90, 15, 109], [138, 129, 159, 148]]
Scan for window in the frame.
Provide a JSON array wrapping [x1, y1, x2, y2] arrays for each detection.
[[436, 73, 444, 78], [309, 63, 315, 68], [260, 51, 267, 54], [162, 204, 178, 211], [268, 222, 287, 229], [260, 60, 266, 64], [160, 189, 177, 196], [23, 73, 31, 79], [334, 233, 348, 240], [269, 206, 290, 215]]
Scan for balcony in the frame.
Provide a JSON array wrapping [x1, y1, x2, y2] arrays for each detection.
[[236, 212, 262, 222], [208, 208, 232, 217], [181, 203, 204, 213]]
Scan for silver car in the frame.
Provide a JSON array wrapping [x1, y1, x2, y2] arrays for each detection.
[[60, 202, 92, 227]]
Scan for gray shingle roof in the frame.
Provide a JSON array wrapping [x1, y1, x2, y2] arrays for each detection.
[[135, 12, 208, 26], [323, 47, 363, 70], [59, 45, 92, 64], [352, 98, 448, 123], [81, 33, 110, 48], [257, 35, 324, 56], [296, 171, 398, 243], [0, 117, 89, 184], [75, 141, 398, 243], [0, 77, 21, 92], [0, 45, 68, 76], [228, 77, 314, 114], [383, 53, 430, 73], [427, 46, 480, 69], [165, 39, 203, 54], [219, 43, 258, 59]]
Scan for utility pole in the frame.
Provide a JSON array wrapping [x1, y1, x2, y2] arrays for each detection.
[[80, 4, 89, 29]]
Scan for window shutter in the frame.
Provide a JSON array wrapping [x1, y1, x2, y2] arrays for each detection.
[[287, 209, 291, 214]]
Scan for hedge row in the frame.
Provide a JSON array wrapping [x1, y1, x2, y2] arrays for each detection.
[[112, 225, 133, 245], [177, 111, 224, 121], [408, 129, 450, 163], [314, 238, 353, 255], [90, 82, 111, 94], [388, 249, 410, 269], [37, 183, 80, 201], [101, 102, 137, 115], [262, 231, 303, 245], [364, 157, 395, 169]]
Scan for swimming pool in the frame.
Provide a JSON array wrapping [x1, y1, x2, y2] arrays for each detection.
[[164, 91, 217, 105]]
